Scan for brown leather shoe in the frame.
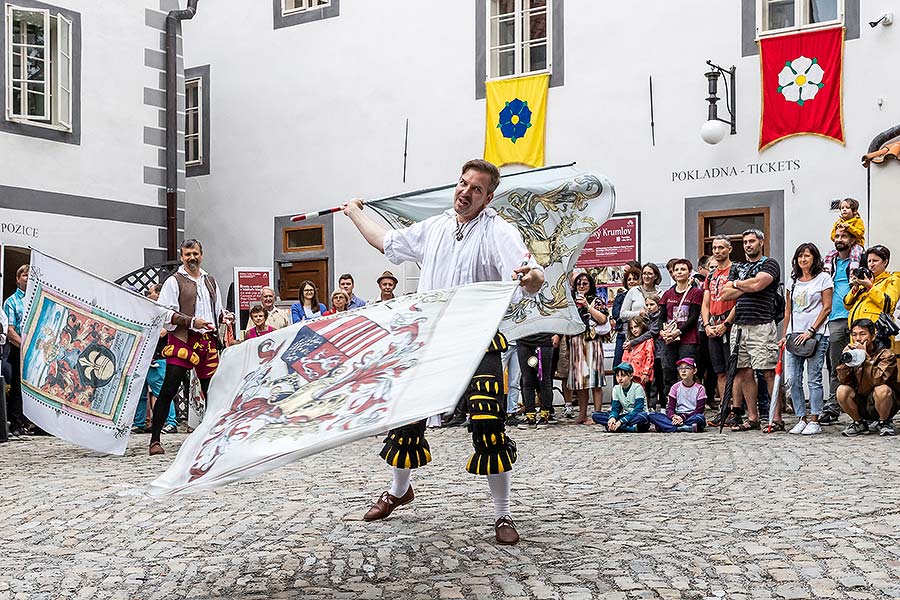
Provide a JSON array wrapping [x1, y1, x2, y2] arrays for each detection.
[[362, 485, 414, 521], [149, 441, 166, 456], [495, 515, 520, 545]]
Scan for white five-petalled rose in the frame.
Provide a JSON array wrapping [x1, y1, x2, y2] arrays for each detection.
[[777, 56, 825, 106]]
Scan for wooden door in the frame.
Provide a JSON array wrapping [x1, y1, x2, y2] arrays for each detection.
[[698, 207, 770, 264], [279, 259, 328, 304]]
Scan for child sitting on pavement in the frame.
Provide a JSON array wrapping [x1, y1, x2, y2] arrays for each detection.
[[648, 357, 707, 433], [592, 362, 650, 432], [622, 316, 655, 398]]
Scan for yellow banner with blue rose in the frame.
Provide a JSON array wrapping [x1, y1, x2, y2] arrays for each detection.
[[484, 73, 549, 168]]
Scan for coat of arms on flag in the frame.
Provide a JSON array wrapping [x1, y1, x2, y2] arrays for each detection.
[[148, 282, 518, 496], [484, 73, 549, 167], [367, 165, 616, 340], [20, 251, 166, 455], [282, 316, 389, 379], [759, 26, 844, 151]]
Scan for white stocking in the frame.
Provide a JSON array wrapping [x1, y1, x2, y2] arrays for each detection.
[[390, 467, 412, 497], [486, 471, 512, 519]]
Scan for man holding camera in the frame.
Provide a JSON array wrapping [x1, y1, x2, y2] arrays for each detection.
[[836, 318, 900, 436]]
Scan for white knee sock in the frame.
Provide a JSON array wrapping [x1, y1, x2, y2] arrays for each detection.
[[487, 471, 512, 519], [390, 467, 412, 497]]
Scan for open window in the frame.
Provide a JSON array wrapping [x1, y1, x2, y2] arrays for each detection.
[[4, 3, 72, 131]]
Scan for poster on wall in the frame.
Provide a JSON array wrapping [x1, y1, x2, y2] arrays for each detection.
[[575, 212, 640, 304], [232, 267, 273, 332]]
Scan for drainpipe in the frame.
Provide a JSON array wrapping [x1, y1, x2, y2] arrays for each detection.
[[864, 123, 900, 240], [165, 0, 199, 260]]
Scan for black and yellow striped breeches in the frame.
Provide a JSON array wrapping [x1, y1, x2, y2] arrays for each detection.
[[378, 332, 517, 475]]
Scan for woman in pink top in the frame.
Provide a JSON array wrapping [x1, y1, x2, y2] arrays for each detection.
[[245, 305, 275, 339]]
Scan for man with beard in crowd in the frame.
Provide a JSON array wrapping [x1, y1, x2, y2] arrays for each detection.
[[820, 225, 856, 425], [719, 229, 782, 432]]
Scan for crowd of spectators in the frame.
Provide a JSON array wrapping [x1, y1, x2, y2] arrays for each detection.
[[5, 198, 900, 441], [525, 197, 900, 438]]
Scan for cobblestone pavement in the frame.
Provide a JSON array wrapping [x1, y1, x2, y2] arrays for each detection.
[[2, 418, 900, 600]]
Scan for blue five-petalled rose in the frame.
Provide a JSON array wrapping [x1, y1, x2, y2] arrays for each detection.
[[497, 98, 532, 143]]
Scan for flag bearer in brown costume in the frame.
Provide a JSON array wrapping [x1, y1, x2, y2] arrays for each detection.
[[149, 238, 233, 456], [343, 159, 544, 545]]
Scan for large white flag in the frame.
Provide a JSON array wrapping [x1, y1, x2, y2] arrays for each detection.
[[148, 281, 517, 496], [20, 250, 167, 455], [368, 164, 616, 339]]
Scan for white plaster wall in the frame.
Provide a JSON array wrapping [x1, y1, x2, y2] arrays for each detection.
[[184, 0, 900, 298], [0, 208, 159, 280], [0, 0, 162, 206], [0, 0, 165, 278]]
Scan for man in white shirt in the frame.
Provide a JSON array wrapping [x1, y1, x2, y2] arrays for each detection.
[[149, 239, 233, 456], [343, 159, 543, 545]]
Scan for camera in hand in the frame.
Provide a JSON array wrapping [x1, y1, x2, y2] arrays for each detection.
[[840, 348, 867, 367], [852, 266, 873, 280]]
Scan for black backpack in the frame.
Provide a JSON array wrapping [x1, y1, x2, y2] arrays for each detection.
[[734, 258, 785, 323], [772, 282, 786, 323]]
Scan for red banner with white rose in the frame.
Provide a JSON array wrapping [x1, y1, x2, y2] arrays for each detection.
[[759, 26, 844, 151]]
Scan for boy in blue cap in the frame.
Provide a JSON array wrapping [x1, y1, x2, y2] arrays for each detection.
[[592, 362, 650, 432]]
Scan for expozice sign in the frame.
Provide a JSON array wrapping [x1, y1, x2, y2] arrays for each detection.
[[1, 222, 39, 237], [576, 216, 638, 268]]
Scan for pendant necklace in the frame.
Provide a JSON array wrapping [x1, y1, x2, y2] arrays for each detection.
[[454, 220, 466, 241]]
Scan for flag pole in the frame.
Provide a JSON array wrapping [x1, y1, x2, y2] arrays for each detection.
[[291, 162, 579, 222], [290, 205, 350, 222]]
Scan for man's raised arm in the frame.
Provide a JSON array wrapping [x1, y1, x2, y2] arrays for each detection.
[[342, 199, 387, 253]]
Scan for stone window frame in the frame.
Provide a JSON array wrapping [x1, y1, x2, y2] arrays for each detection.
[[273, 0, 339, 30], [0, 0, 80, 144], [475, 0, 564, 100]]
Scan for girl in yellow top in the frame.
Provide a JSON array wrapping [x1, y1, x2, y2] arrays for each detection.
[[844, 245, 900, 330]]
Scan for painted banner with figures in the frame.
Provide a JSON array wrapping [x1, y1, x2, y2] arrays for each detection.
[[368, 164, 616, 340], [20, 250, 167, 454], [147, 281, 518, 496]]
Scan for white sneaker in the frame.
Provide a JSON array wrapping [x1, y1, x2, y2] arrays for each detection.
[[801, 421, 823, 435], [563, 405, 575, 418], [789, 420, 807, 434]]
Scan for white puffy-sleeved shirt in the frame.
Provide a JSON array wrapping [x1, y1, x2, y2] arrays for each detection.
[[158, 266, 224, 333], [383, 207, 535, 293]]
